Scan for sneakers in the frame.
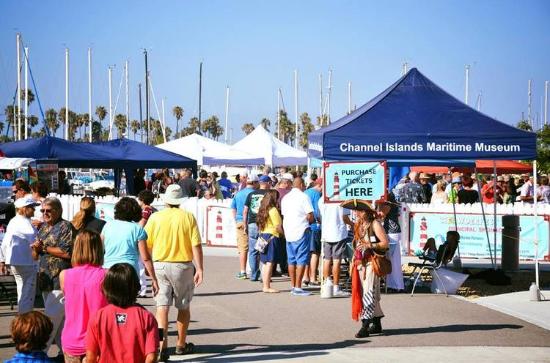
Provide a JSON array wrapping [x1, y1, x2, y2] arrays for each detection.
[[333, 288, 350, 297], [235, 272, 247, 280], [291, 288, 311, 296]]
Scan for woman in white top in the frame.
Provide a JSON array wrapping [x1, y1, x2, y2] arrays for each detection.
[[430, 180, 448, 204], [0, 197, 39, 313]]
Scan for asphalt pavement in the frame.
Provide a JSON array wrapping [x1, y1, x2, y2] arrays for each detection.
[[1, 249, 550, 362]]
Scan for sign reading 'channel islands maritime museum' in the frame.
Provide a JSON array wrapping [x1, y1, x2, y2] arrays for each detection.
[[323, 161, 387, 203]]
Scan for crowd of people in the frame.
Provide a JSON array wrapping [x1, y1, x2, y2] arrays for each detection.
[[1, 165, 547, 361], [395, 171, 550, 205], [1, 178, 203, 362]]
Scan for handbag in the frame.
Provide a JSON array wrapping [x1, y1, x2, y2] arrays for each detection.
[[254, 234, 272, 253], [365, 225, 392, 278], [371, 251, 392, 277]]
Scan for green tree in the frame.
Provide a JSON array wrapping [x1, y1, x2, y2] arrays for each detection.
[[241, 123, 255, 135], [276, 110, 295, 145], [95, 106, 107, 140], [517, 119, 532, 132], [316, 114, 329, 127], [536, 124, 550, 173], [45, 108, 59, 136], [4, 105, 18, 138], [130, 119, 141, 140], [202, 115, 224, 140], [299, 112, 315, 149], [114, 114, 128, 138], [92, 121, 102, 141], [260, 118, 271, 131], [19, 89, 35, 104], [172, 106, 184, 137]]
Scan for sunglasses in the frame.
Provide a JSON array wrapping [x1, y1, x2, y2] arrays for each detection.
[[40, 209, 54, 214]]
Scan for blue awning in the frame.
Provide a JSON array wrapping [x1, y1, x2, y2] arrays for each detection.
[[308, 68, 536, 161]]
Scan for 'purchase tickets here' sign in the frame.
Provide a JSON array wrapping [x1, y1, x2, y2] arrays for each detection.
[[323, 161, 387, 203]]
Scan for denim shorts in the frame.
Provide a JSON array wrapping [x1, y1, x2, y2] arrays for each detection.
[[286, 230, 311, 266], [259, 233, 279, 264]]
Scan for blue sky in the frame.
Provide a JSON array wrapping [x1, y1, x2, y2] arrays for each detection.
[[0, 0, 549, 140]]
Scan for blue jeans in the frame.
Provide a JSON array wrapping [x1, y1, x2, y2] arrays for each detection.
[[247, 223, 260, 281]]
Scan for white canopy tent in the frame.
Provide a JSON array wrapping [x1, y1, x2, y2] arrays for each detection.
[[157, 134, 263, 166], [0, 157, 35, 169], [228, 125, 308, 166]]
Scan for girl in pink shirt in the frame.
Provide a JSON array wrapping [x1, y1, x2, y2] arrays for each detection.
[[60, 230, 107, 362]]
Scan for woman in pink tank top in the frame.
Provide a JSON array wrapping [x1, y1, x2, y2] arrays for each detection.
[[60, 230, 108, 362]]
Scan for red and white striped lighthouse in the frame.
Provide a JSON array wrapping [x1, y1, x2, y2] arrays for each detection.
[[419, 216, 428, 248], [215, 211, 223, 240], [332, 172, 340, 201]]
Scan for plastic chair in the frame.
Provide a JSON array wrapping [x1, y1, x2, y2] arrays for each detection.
[[409, 244, 451, 297]]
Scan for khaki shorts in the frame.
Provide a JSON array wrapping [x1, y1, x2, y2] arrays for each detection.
[[154, 262, 195, 310], [236, 222, 249, 254]]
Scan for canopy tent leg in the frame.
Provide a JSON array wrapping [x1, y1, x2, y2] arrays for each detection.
[[475, 167, 495, 268], [450, 179, 461, 264], [493, 161, 498, 268], [533, 161, 542, 299]]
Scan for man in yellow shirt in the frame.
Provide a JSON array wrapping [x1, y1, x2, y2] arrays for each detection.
[[145, 184, 204, 360]]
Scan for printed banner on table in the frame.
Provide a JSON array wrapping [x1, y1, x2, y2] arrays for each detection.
[[409, 212, 549, 259], [206, 206, 237, 247], [323, 161, 387, 203]]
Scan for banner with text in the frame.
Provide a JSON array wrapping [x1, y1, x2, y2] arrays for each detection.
[[323, 161, 387, 203], [409, 212, 549, 259]]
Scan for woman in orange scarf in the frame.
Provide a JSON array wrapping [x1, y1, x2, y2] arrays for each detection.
[[344, 199, 389, 338]]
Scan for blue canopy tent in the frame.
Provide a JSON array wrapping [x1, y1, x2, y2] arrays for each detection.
[[308, 68, 536, 162], [308, 68, 539, 274], [1, 136, 197, 194]]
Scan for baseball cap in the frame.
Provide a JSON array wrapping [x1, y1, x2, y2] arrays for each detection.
[[14, 197, 40, 209], [259, 175, 271, 183], [248, 174, 259, 183], [281, 173, 294, 181]]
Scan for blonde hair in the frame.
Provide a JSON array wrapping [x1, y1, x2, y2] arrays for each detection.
[[436, 179, 447, 192], [71, 197, 96, 231], [71, 230, 104, 266]]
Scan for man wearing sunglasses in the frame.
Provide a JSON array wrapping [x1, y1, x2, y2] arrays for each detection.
[[11, 180, 31, 201], [31, 197, 75, 359]]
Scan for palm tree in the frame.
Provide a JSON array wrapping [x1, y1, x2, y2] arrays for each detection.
[[45, 108, 58, 136], [95, 106, 107, 140], [114, 114, 128, 138], [241, 123, 255, 135], [260, 118, 271, 131], [172, 106, 184, 137], [130, 120, 140, 140], [188, 117, 201, 135]]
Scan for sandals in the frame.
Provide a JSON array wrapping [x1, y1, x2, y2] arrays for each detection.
[[159, 349, 170, 362], [175, 342, 195, 355]]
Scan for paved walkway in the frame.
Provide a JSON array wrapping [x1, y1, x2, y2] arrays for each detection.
[[1, 249, 550, 362]]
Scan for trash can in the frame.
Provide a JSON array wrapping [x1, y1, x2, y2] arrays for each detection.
[[501, 215, 520, 272]]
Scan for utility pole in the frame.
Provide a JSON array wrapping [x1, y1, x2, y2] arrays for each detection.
[[198, 62, 203, 130], [327, 69, 332, 124], [224, 86, 230, 144], [527, 80, 533, 127], [144, 49, 150, 144], [465, 65, 470, 105], [125, 60, 129, 137], [88, 47, 93, 142], [348, 81, 352, 115], [277, 88, 281, 140], [65, 48, 69, 140], [294, 69, 299, 148], [24, 47, 28, 139], [108, 66, 113, 140], [16, 33, 21, 140], [545, 80, 548, 126], [319, 73, 323, 123], [138, 83, 143, 142]]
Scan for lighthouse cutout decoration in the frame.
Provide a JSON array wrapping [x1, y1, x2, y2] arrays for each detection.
[[331, 172, 340, 201], [419, 217, 428, 249], [215, 211, 223, 241]]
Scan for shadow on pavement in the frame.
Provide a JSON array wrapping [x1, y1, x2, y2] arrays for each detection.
[[168, 326, 259, 336], [169, 339, 367, 362], [195, 291, 263, 297], [384, 323, 523, 336]]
